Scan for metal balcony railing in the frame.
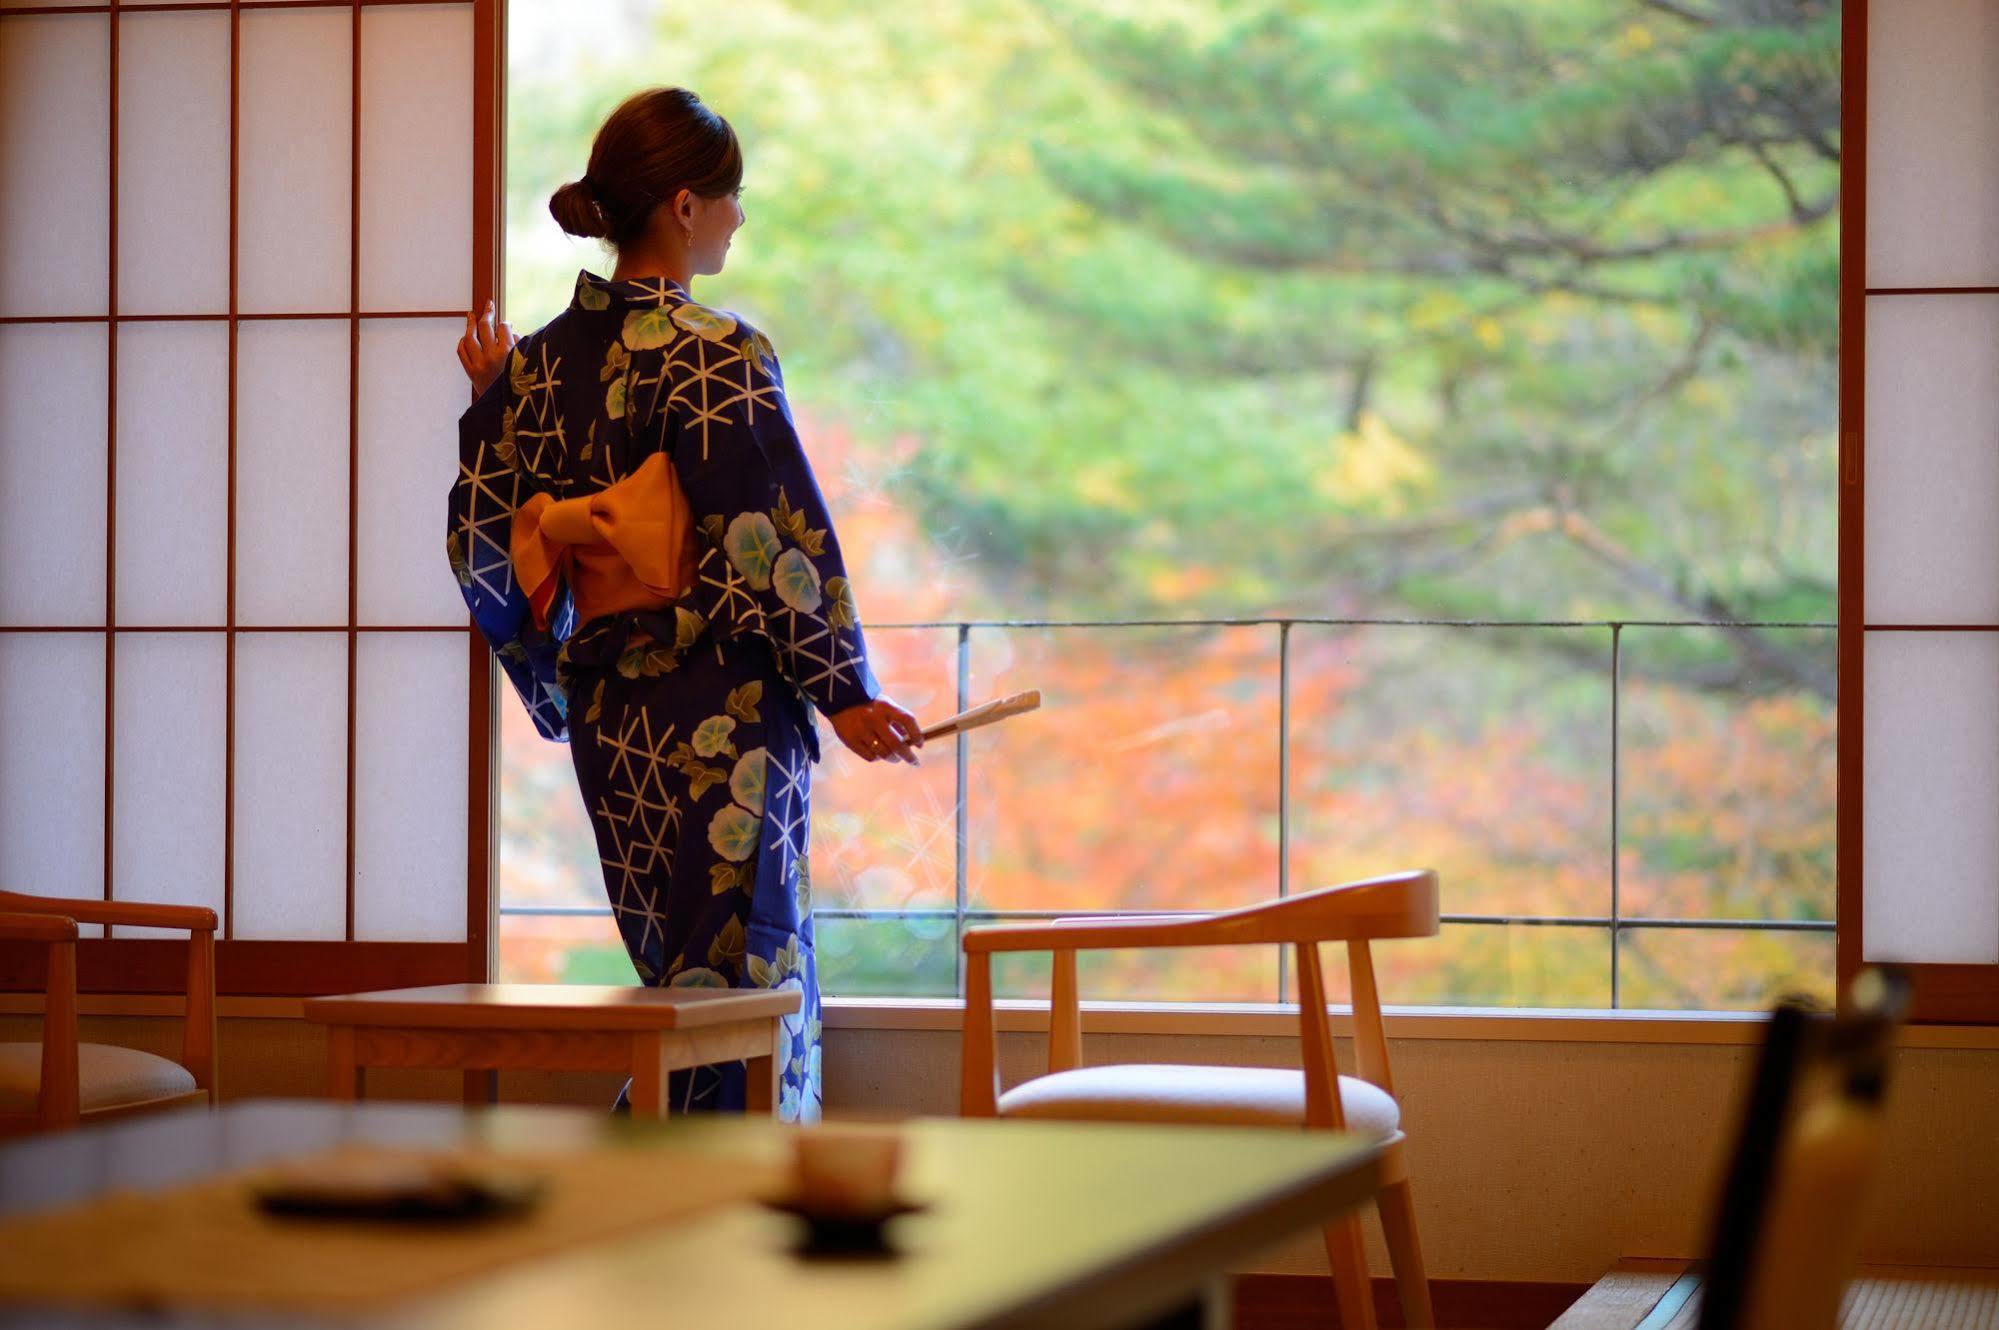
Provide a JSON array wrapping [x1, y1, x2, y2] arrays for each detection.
[[500, 616, 1837, 1007]]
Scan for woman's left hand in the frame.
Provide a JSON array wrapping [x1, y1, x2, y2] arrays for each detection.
[[457, 301, 519, 395]]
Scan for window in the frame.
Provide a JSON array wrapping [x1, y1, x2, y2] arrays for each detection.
[[0, 0, 499, 995], [494, 2, 1841, 1012]]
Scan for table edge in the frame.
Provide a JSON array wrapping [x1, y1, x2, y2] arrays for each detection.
[[300, 990, 802, 1031]]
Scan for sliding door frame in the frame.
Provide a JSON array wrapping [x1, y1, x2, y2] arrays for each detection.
[[0, 0, 502, 997], [1837, 0, 1999, 1023]]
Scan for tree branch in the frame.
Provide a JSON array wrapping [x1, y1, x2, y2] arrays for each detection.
[[1744, 138, 1809, 221], [1635, 0, 1721, 26], [1550, 508, 1835, 701]]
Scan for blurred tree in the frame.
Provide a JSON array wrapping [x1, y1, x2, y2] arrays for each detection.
[[493, 0, 1840, 1012], [1020, 0, 1838, 695]]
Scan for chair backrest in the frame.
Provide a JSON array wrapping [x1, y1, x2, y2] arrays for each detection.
[[957, 870, 1440, 1119], [1102, 870, 1443, 949], [1109, 870, 1438, 1113], [1695, 968, 1908, 1330], [0, 890, 219, 1124], [1284, 871, 1439, 1107], [0, 908, 80, 1134]]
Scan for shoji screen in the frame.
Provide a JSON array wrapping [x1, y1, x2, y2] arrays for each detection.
[[0, 0, 500, 994], [1844, 0, 1999, 1020]]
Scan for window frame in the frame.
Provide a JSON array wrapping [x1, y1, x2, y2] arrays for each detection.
[[489, 7, 1858, 1020]]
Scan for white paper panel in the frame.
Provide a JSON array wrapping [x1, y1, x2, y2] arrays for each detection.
[[356, 318, 470, 624], [1864, 295, 1999, 624], [116, 12, 230, 314], [0, 324, 108, 625], [358, 4, 472, 312], [0, 634, 105, 902], [232, 632, 347, 940], [353, 632, 467, 941], [238, 8, 352, 314], [112, 633, 225, 936], [236, 321, 350, 625], [1863, 632, 1999, 964], [0, 15, 110, 316], [1868, 1, 1999, 288], [115, 323, 228, 625]]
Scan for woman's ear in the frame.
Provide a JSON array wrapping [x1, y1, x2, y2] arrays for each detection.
[[669, 187, 698, 248]]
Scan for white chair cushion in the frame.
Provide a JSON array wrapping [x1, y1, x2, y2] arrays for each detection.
[[996, 1063, 1400, 1139], [0, 1042, 197, 1114]]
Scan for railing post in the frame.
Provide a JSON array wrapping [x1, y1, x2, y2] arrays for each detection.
[[1278, 618, 1293, 1005], [1610, 621, 1623, 1010], [954, 622, 972, 997]]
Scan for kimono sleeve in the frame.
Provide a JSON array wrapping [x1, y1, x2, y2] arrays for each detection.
[[663, 317, 882, 717], [446, 368, 568, 740]]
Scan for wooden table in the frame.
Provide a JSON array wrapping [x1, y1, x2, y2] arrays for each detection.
[[0, 1100, 1385, 1330], [303, 984, 801, 1117]]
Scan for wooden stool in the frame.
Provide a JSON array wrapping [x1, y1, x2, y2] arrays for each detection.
[[302, 984, 802, 1117]]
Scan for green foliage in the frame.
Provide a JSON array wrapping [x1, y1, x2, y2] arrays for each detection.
[[559, 943, 640, 985], [1015, 0, 1839, 656], [498, 0, 1841, 1011], [506, 0, 1835, 673]]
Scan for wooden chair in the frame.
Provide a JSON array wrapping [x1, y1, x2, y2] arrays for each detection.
[[1551, 968, 1911, 1330], [0, 890, 218, 1135], [1694, 967, 1908, 1330], [960, 869, 1440, 1330]]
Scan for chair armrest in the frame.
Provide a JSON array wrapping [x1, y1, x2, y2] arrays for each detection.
[[0, 910, 81, 1128], [964, 871, 1439, 956], [961, 911, 1288, 1112], [0, 896, 216, 1104], [0, 911, 78, 943], [0, 891, 216, 933], [964, 915, 1220, 955]]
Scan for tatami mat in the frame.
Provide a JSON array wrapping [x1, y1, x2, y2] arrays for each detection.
[[1552, 1266, 1999, 1330]]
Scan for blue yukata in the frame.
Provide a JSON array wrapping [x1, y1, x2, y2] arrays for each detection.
[[447, 270, 881, 1120]]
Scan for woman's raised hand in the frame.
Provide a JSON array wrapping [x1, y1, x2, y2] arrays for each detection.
[[830, 698, 925, 765], [457, 301, 519, 395]]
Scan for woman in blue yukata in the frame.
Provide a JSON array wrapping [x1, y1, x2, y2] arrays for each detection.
[[446, 88, 923, 1121]]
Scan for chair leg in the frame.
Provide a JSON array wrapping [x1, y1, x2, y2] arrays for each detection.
[[1322, 1214, 1378, 1330], [1377, 1176, 1434, 1329]]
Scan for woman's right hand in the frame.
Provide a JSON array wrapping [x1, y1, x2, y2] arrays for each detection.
[[830, 698, 925, 764], [457, 301, 518, 396]]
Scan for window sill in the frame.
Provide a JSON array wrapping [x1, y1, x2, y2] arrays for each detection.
[[820, 997, 1999, 1048], [7, 993, 1998, 1050]]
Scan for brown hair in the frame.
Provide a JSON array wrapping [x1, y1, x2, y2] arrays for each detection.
[[548, 87, 743, 247]]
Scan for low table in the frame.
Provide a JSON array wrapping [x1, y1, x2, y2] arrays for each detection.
[[301, 983, 801, 1117], [0, 1100, 1387, 1329]]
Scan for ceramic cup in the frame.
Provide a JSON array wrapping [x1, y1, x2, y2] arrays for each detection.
[[791, 1127, 904, 1214]]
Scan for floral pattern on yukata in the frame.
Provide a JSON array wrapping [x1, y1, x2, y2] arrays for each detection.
[[447, 270, 880, 1119]]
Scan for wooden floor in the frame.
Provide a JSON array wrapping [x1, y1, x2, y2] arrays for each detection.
[[1234, 1274, 1589, 1329], [1551, 1263, 1999, 1330]]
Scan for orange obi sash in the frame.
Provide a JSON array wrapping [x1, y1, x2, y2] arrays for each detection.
[[510, 452, 698, 631]]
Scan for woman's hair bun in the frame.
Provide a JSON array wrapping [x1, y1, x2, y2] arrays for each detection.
[[549, 179, 608, 239], [554, 88, 742, 250]]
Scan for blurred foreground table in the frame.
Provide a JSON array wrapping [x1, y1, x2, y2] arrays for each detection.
[[0, 1099, 1383, 1330], [303, 983, 800, 1116]]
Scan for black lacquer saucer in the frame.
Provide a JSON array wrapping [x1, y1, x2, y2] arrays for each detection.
[[759, 1193, 929, 1257]]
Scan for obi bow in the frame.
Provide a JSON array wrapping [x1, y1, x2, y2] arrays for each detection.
[[509, 451, 698, 631]]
